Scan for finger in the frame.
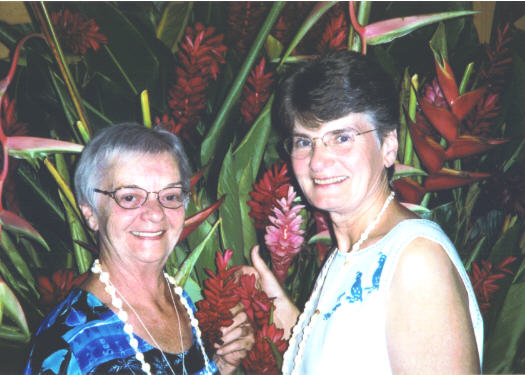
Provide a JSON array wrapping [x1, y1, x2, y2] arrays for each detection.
[[215, 325, 254, 355], [251, 245, 272, 276], [221, 311, 251, 338]]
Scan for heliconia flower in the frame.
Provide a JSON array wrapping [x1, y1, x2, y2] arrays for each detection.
[[240, 58, 274, 125], [235, 273, 274, 328], [242, 323, 288, 375], [316, 12, 348, 53], [248, 163, 292, 229], [168, 23, 227, 140], [265, 186, 305, 284], [1, 95, 28, 213], [423, 78, 447, 109], [195, 249, 241, 351], [154, 114, 182, 136], [469, 256, 517, 314], [37, 269, 89, 311], [50, 9, 108, 55]]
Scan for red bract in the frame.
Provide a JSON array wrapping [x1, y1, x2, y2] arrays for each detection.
[[37, 269, 89, 311], [265, 186, 305, 284], [195, 249, 241, 351], [1, 95, 28, 213], [50, 9, 108, 55], [469, 256, 517, 314], [242, 323, 288, 375], [226, 2, 269, 58], [168, 23, 227, 140], [395, 56, 509, 204], [240, 58, 274, 125], [317, 12, 348, 53], [235, 274, 273, 328], [154, 114, 182, 136], [248, 163, 291, 229]]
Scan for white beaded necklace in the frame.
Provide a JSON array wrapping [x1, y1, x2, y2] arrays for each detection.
[[91, 259, 213, 375], [282, 191, 395, 375]]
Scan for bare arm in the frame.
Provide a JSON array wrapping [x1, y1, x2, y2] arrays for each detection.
[[386, 237, 480, 374]]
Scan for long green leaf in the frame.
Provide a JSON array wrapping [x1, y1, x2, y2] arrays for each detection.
[[278, 2, 336, 69], [174, 219, 221, 287], [0, 278, 30, 340], [200, 2, 284, 165], [365, 10, 477, 45], [0, 231, 37, 297], [156, 2, 193, 53], [0, 210, 49, 250], [484, 281, 525, 373]]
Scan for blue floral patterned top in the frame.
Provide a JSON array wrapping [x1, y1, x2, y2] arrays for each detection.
[[25, 288, 218, 374]]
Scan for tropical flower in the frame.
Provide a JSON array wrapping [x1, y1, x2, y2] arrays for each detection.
[[168, 22, 227, 140], [265, 186, 305, 284], [195, 249, 240, 351], [242, 323, 288, 375], [240, 58, 274, 125], [312, 209, 331, 263], [235, 273, 273, 328], [154, 113, 182, 136], [37, 269, 89, 311], [226, 2, 269, 58], [469, 256, 517, 314], [1, 95, 28, 214], [248, 163, 292, 229], [316, 12, 348, 53], [50, 9, 108, 55]]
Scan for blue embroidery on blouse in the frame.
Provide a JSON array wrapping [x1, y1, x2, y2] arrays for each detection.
[[323, 252, 387, 320]]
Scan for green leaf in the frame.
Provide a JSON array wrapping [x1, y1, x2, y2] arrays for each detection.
[[201, 2, 284, 166], [156, 2, 193, 53], [392, 164, 428, 180], [365, 10, 476, 46], [265, 337, 284, 370], [79, 3, 159, 95], [175, 219, 221, 287], [429, 22, 449, 63], [0, 278, 30, 341], [0, 231, 37, 297], [484, 281, 525, 373], [0, 210, 49, 251]]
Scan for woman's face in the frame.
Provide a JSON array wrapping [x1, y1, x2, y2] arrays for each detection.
[[291, 112, 397, 217], [81, 151, 186, 265]]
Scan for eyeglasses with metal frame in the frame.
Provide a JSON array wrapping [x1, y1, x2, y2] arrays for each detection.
[[283, 128, 376, 160], [94, 186, 189, 209]]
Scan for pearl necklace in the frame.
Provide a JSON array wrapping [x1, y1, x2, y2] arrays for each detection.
[[282, 191, 395, 375], [91, 259, 213, 375]]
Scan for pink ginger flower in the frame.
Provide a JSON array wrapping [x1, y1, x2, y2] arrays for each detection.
[[264, 186, 305, 284]]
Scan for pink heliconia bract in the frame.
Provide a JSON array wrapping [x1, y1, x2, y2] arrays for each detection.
[[264, 186, 305, 284]]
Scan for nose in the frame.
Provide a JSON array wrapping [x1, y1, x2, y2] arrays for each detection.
[[141, 192, 166, 221], [309, 138, 333, 171]]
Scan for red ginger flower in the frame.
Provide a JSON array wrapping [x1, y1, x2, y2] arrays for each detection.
[[154, 113, 182, 136], [313, 209, 331, 263], [316, 12, 348, 54], [248, 163, 292, 229], [265, 186, 305, 284], [235, 274, 273, 328], [240, 57, 274, 125], [469, 256, 517, 314], [37, 269, 89, 311], [195, 249, 241, 351], [50, 9, 108, 55], [242, 323, 288, 375], [168, 23, 227, 140], [226, 2, 269, 58]]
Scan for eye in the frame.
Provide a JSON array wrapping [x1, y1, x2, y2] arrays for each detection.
[[328, 130, 356, 146], [160, 188, 184, 203], [335, 133, 353, 144], [293, 137, 312, 149]]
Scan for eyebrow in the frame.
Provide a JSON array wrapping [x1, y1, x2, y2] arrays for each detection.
[[115, 182, 184, 189]]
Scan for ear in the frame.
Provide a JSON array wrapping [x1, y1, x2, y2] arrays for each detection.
[[381, 129, 398, 168], [80, 204, 99, 232]]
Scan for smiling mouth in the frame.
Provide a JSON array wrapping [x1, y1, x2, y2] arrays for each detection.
[[131, 230, 164, 238], [314, 176, 347, 185]]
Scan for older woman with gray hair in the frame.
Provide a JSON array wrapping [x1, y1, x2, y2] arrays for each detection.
[[25, 123, 254, 374]]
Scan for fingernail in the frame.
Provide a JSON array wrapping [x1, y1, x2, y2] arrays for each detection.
[[217, 339, 224, 345]]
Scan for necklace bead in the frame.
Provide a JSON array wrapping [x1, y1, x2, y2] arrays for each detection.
[[283, 191, 395, 374], [91, 259, 214, 375]]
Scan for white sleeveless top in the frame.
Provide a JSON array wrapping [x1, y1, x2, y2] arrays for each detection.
[[282, 219, 483, 374]]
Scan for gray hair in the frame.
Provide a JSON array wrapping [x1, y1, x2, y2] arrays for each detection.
[[74, 123, 192, 211]]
